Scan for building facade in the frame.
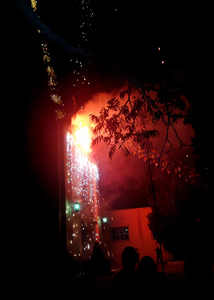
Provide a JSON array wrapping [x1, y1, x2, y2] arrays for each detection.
[[100, 207, 170, 267]]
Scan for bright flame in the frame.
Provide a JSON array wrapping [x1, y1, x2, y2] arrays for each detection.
[[72, 113, 94, 154], [66, 113, 100, 257], [75, 126, 91, 153]]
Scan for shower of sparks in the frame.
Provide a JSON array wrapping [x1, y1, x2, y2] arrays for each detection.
[[66, 131, 99, 204], [65, 130, 100, 257]]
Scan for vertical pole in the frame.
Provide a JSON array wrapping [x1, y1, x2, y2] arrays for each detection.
[[58, 121, 67, 259], [58, 121, 62, 252], [93, 169, 100, 242], [148, 163, 165, 274]]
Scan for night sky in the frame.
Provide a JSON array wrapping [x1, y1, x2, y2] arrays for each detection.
[[10, 1, 212, 275]]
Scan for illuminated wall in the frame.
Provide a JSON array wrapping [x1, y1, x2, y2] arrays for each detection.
[[100, 207, 171, 266], [65, 130, 100, 259]]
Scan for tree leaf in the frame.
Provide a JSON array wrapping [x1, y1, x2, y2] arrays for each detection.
[[120, 89, 129, 99], [90, 114, 99, 123], [109, 144, 117, 159]]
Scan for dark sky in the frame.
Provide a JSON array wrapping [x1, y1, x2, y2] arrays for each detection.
[[10, 1, 212, 269]]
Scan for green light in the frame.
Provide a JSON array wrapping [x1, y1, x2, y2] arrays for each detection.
[[102, 217, 107, 223], [74, 203, 81, 211]]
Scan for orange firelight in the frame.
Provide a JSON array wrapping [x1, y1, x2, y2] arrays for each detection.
[[72, 113, 94, 154], [75, 125, 91, 153]]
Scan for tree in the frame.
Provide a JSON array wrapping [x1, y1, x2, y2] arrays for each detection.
[[90, 81, 190, 160], [147, 178, 188, 260], [147, 177, 213, 261], [89, 79, 192, 268]]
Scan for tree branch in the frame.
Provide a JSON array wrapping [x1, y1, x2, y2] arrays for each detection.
[[159, 123, 170, 161], [171, 123, 193, 148]]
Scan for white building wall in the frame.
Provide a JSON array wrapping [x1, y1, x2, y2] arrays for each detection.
[[101, 207, 170, 267]]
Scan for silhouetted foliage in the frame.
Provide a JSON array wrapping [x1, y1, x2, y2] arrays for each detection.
[[90, 82, 189, 159], [147, 181, 213, 260]]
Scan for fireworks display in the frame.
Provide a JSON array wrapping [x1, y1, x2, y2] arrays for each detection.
[[66, 132, 99, 202], [65, 121, 100, 258]]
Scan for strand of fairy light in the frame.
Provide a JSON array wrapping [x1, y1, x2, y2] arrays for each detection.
[[30, 0, 65, 120], [31, 0, 94, 117], [31, 0, 37, 11]]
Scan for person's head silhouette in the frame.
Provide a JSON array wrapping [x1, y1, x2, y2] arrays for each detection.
[[121, 246, 139, 269], [138, 256, 157, 275]]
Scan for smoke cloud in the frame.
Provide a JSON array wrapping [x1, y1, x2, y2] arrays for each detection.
[[28, 77, 197, 210], [72, 86, 197, 210]]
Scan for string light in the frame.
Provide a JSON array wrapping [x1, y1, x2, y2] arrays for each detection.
[[31, 0, 37, 11], [30, 1, 65, 120]]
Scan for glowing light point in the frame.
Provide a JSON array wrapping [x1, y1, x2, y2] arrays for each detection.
[[74, 203, 81, 211], [102, 217, 108, 223]]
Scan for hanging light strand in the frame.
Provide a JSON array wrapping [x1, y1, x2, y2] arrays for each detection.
[[30, 0, 65, 120]]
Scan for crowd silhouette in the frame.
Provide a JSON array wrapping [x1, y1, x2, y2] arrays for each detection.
[[110, 246, 168, 299], [109, 246, 213, 299], [59, 244, 213, 299]]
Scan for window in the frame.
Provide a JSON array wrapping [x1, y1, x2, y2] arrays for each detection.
[[110, 227, 129, 241]]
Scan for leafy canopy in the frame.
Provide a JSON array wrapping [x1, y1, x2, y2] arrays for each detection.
[[90, 82, 189, 160]]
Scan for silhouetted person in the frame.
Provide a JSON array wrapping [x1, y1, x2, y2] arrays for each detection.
[[91, 242, 104, 260], [155, 246, 162, 264], [137, 256, 168, 298], [90, 242, 108, 275], [110, 246, 139, 299]]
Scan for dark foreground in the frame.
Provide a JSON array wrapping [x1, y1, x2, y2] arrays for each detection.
[[33, 262, 213, 300]]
